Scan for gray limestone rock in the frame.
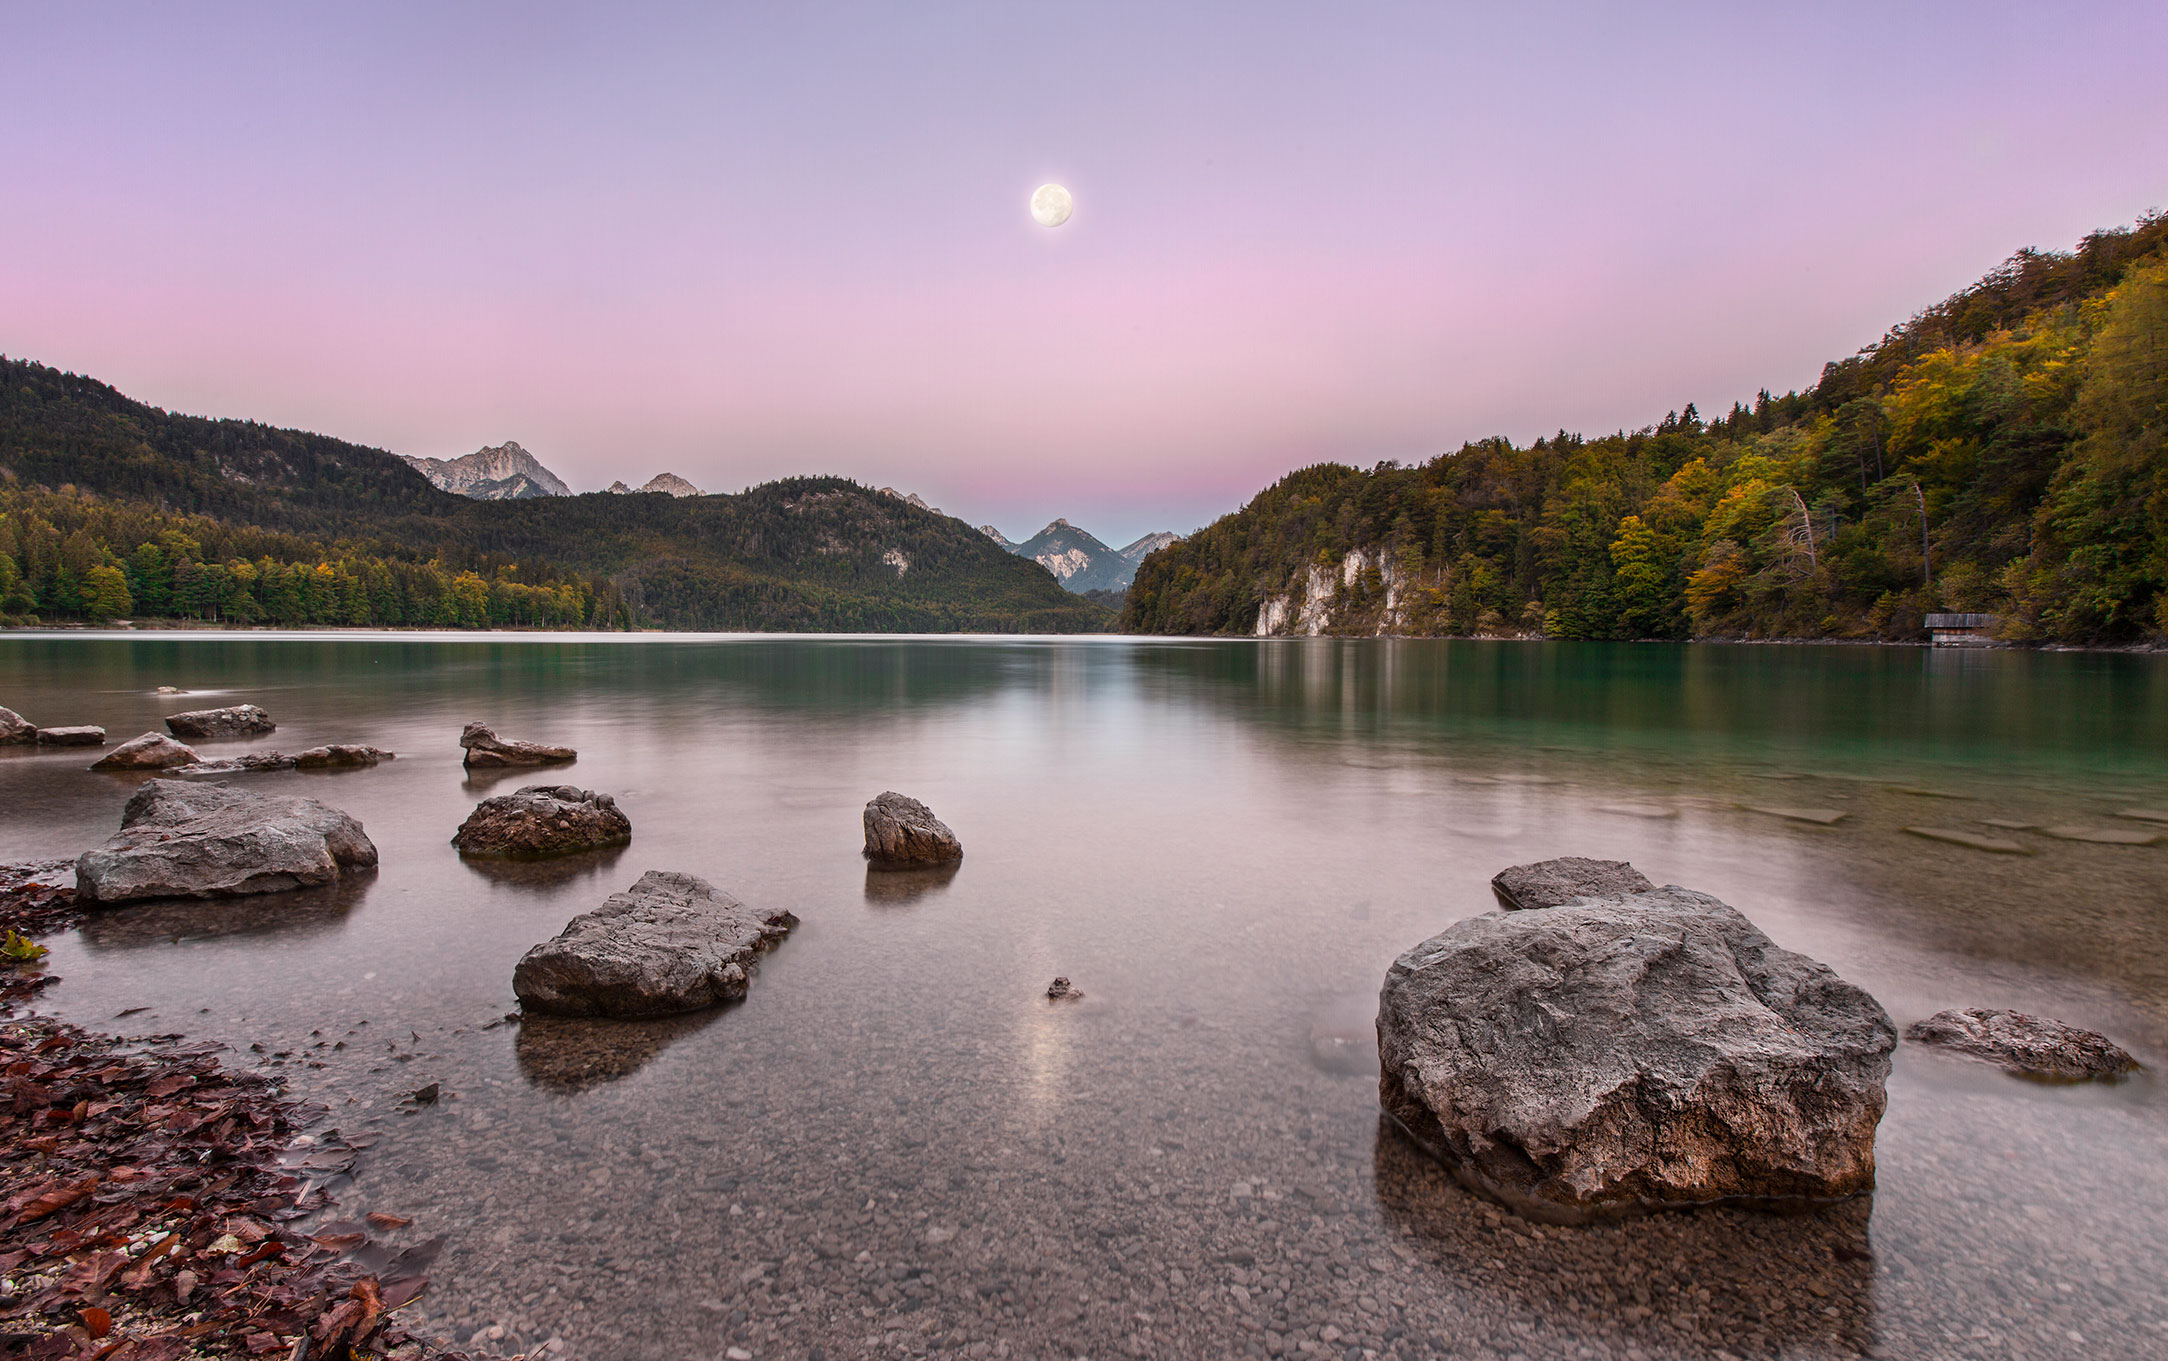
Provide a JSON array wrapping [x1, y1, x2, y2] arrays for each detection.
[[1490, 856, 1655, 910], [1905, 1007, 2140, 1081], [862, 791, 963, 869], [0, 706, 35, 745], [461, 721, 577, 769], [164, 704, 276, 740], [36, 726, 106, 746], [91, 732, 201, 771], [175, 745, 396, 776], [1378, 886, 1896, 1223], [454, 785, 633, 858], [75, 779, 379, 904], [512, 871, 797, 1018]]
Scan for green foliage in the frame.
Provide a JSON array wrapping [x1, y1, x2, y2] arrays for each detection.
[[1127, 213, 2168, 645], [0, 364, 1109, 634], [0, 930, 47, 965]]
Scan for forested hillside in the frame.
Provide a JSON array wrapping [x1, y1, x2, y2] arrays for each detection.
[[1126, 214, 2168, 645], [0, 363, 1107, 632]]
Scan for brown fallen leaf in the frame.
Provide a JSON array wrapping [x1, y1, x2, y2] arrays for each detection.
[[81, 1306, 113, 1338], [14, 1175, 98, 1223], [364, 1211, 412, 1230]]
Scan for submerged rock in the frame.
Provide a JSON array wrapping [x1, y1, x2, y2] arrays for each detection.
[[1378, 885, 1896, 1223], [1046, 976, 1084, 1002], [164, 704, 276, 740], [75, 779, 379, 904], [862, 791, 963, 868], [36, 726, 106, 747], [460, 721, 577, 769], [1905, 1007, 2140, 1081], [91, 732, 202, 771], [0, 706, 35, 745], [513, 870, 797, 1018], [454, 785, 632, 858], [1490, 857, 1654, 910], [175, 745, 395, 776]]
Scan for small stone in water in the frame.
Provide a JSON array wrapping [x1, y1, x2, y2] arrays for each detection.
[[2041, 825, 2160, 846], [1902, 827, 2032, 854], [1046, 976, 1083, 1002]]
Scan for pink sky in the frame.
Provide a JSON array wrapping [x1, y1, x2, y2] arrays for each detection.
[[4, 3, 2165, 544]]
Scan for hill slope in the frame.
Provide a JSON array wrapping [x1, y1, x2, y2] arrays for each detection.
[[1125, 213, 2168, 645], [0, 361, 1109, 632]]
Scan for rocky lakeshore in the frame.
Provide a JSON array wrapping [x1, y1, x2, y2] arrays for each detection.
[[0, 872, 480, 1361]]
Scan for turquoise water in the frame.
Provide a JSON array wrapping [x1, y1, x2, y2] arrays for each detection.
[[3, 633, 2165, 1360]]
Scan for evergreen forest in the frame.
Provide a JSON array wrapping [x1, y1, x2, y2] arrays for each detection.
[[0, 365, 1108, 633]]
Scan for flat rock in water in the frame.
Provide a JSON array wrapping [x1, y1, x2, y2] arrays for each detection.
[[176, 745, 395, 776], [454, 785, 632, 858], [2117, 809, 2168, 825], [1595, 803, 1677, 819], [75, 779, 379, 903], [1743, 805, 1848, 825], [91, 732, 202, 771], [1905, 1007, 2140, 1081], [1980, 818, 2036, 831], [1378, 885, 1896, 1223], [164, 704, 276, 740], [1490, 856, 1655, 910], [1902, 826, 2032, 854], [2041, 825, 2160, 846], [863, 791, 963, 868], [0, 705, 35, 745], [460, 721, 577, 768], [36, 726, 106, 746], [513, 870, 797, 1018]]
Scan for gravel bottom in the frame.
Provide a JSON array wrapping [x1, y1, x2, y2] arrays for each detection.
[[274, 1004, 2168, 1361]]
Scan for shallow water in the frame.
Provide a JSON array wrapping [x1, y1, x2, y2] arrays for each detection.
[[4, 633, 2168, 1361]]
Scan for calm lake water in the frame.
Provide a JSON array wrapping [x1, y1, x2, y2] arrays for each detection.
[[4, 633, 2167, 1361]]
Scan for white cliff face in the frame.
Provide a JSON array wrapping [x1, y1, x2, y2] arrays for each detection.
[[881, 548, 910, 574], [1252, 551, 1423, 636]]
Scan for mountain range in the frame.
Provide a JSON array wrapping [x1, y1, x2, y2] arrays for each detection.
[[404, 444, 704, 501], [978, 520, 1180, 594], [0, 361, 1107, 633]]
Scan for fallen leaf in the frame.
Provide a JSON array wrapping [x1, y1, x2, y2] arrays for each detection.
[[81, 1306, 113, 1338], [364, 1212, 412, 1229]]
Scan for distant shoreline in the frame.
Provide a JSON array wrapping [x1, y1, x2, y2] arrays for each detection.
[[4, 621, 2163, 654]]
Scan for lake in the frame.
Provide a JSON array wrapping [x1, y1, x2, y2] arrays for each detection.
[[3, 633, 2166, 1361]]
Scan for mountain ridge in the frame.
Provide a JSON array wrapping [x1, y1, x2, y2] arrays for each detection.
[[0, 359, 1109, 633], [402, 441, 571, 500]]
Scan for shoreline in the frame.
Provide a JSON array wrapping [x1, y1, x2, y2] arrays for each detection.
[[0, 865, 487, 1361], [3, 622, 2164, 655]]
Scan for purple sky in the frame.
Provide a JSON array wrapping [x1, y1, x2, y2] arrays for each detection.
[[5, 3, 2165, 544]]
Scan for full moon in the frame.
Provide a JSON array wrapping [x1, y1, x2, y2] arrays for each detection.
[[1030, 183, 1073, 228]]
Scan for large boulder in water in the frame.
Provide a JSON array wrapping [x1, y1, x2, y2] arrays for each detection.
[[1377, 885, 1896, 1223], [1905, 1007, 2140, 1081], [454, 785, 632, 857], [512, 871, 797, 1018], [91, 732, 201, 771], [165, 704, 275, 740], [0, 706, 35, 745], [1491, 856, 1654, 910], [460, 721, 576, 768], [862, 791, 962, 869], [75, 780, 379, 904]]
